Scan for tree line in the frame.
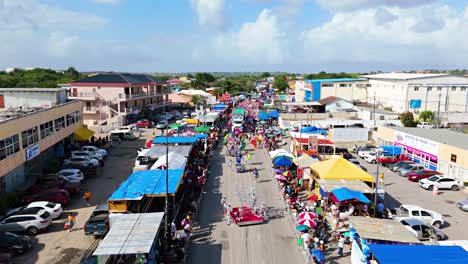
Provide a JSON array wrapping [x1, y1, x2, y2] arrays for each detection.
[[0, 67, 83, 88]]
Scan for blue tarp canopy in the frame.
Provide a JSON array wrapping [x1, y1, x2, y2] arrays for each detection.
[[109, 169, 184, 200], [367, 244, 468, 264], [379, 145, 403, 155], [331, 187, 371, 204], [213, 104, 227, 111], [195, 133, 208, 139], [268, 110, 279, 119], [274, 156, 293, 167], [153, 136, 198, 144], [299, 126, 327, 135], [258, 112, 270, 120]]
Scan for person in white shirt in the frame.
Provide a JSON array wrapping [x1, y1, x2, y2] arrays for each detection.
[[301, 232, 311, 250], [338, 234, 345, 257]]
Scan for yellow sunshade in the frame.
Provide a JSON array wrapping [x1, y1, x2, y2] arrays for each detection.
[[73, 126, 95, 141], [183, 118, 199, 125], [310, 157, 375, 182], [293, 154, 319, 168]]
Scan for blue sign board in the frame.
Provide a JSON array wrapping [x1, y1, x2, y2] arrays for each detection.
[[26, 144, 40, 161]]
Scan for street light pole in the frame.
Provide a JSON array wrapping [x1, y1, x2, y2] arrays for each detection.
[[373, 149, 380, 217], [165, 128, 170, 245]]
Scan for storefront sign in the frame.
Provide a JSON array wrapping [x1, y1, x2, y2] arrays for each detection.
[[26, 144, 40, 161], [308, 136, 318, 152], [394, 131, 439, 156]]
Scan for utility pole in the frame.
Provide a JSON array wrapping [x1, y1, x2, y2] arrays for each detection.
[[373, 93, 376, 129], [373, 149, 380, 217], [165, 128, 170, 246], [436, 93, 441, 128]]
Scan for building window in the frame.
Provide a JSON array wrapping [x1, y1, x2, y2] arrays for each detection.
[[339, 84, 347, 87], [40, 121, 54, 139], [75, 111, 82, 123], [54, 116, 65, 131], [451, 86, 457, 91], [461, 87, 467, 92], [0, 135, 20, 161], [413, 86, 419, 91], [437, 86, 442, 91], [427, 86, 432, 91], [451, 154, 457, 163], [322, 83, 333, 87], [66, 113, 76, 126], [21, 127, 39, 149]]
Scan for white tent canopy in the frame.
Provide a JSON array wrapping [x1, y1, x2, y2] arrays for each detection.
[[269, 149, 294, 159], [151, 151, 187, 170]]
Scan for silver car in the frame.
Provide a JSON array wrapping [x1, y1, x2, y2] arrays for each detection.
[[456, 198, 468, 212], [397, 164, 425, 177]]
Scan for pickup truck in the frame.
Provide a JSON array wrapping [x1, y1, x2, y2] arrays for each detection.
[[84, 204, 109, 237], [390, 204, 445, 228], [377, 154, 410, 166]]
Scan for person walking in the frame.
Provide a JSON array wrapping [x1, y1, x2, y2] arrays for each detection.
[[379, 173, 385, 186], [84, 191, 92, 206], [338, 234, 345, 257], [66, 213, 76, 232]]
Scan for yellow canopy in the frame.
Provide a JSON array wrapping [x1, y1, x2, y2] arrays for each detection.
[[73, 126, 95, 141], [183, 118, 199, 125], [293, 154, 319, 168], [310, 157, 375, 182]]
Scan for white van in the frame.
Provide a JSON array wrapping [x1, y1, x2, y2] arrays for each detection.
[[110, 129, 137, 141]]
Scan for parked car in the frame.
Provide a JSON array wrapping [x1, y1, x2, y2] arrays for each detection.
[[407, 170, 441, 182], [71, 151, 103, 161], [357, 147, 378, 158], [84, 204, 109, 237], [156, 120, 169, 129], [31, 179, 80, 194], [62, 163, 99, 177], [378, 154, 410, 166], [417, 122, 434, 129], [419, 175, 462, 191], [391, 204, 445, 228], [457, 198, 468, 212], [0, 232, 32, 255], [81, 146, 107, 157], [23, 189, 70, 205], [397, 164, 426, 177], [399, 218, 447, 241], [136, 119, 152, 128], [364, 151, 378, 163], [391, 160, 414, 172], [0, 209, 52, 235], [56, 169, 85, 181], [64, 156, 99, 167], [352, 145, 374, 154], [119, 124, 139, 131], [7, 202, 62, 220]]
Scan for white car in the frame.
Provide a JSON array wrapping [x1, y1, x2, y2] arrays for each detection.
[[395, 204, 445, 228], [81, 146, 107, 157], [364, 151, 378, 163], [419, 175, 461, 191], [7, 202, 63, 220], [56, 169, 85, 181], [399, 218, 447, 241], [120, 124, 139, 131], [71, 151, 103, 161], [64, 156, 99, 167], [358, 147, 377, 158], [417, 122, 434, 129], [0, 208, 53, 235]]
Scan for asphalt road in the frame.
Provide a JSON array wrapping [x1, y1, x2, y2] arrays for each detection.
[[357, 156, 468, 241], [189, 142, 306, 264]]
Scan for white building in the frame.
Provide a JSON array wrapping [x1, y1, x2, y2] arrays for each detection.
[[0, 88, 68, 109], [362, 73, 468, 114], [294, 78, 368, 103]]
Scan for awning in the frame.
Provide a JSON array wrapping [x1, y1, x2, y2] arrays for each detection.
[[367, 244, 468, 264], [152, 136, 198, 144], [317, 179, 373, 194], [93, 212, 164, 256], [150, 151, 187, 170], [274, 156, 293, 167], [330, 187, 371, 204], [73, 126, 95, 141], [183, 118, 199, 125], [269, 149, 294, 159], [293, 154, 319, 168], [310, 157, 375, 182], [140, 145, 193, 158], [348, 216, 420, 244]]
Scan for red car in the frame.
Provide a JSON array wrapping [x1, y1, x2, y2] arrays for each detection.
[[23, 189, 71, 204], [29, 179, 81, 194], [136, 119, 151, 128], [407, 169, 442, 182]]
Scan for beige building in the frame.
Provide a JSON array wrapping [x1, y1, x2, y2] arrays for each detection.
[[69, 73, 172, 128], [0, 100, 83, 193], [377, 126, 467, 185]]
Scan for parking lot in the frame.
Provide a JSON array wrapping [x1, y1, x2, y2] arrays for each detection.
[[357, 155, 468, 241], [13, 130, 154, 264]]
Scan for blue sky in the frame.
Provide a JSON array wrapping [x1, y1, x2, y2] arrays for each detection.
[[1, 0, 468, 73]]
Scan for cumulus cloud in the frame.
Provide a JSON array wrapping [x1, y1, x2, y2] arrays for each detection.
[[374, 8, 398, 25], [212, 9, 286, 64], [315, 0, 435, 11], [190, 0, 228, 31]]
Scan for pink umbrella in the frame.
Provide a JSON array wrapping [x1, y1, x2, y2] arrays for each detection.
[[274, 174, 287, 181], [297, 218, 316, 228], [298, 212, 318, 220]]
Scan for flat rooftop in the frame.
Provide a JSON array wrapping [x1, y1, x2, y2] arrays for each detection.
[[390, 127, 468, 150], [0, 87, 66, 92], [361, 73, 448, 80], [0, 100, 79, 123]]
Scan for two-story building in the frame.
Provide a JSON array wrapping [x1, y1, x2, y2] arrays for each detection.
[[69, 73, 171, 127], [295, 78, 368, 103]]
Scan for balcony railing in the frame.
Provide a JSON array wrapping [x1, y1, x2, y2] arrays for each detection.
[[69, 92, 97, 98]]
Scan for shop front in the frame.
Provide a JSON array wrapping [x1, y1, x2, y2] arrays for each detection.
[[393, 130, 439, 170]]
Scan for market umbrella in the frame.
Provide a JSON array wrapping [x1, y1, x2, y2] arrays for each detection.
[[311, 250, 325, 263], [298, 212, 318, 220], [297, 218, 316, 228], [195, 125, 211, 133], [282, 171, 292, 177], [274, 168, 283, 174], [274, 174, 287, 181], [296, 225, 309, 232], [274, 156, 293, 167]]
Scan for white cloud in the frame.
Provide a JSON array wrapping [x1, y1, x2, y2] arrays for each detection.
[[190, 0, 228, 31], [301, 4, 468, 70], [45, 31, 79, 57], [212, 9, 286, 64], [464, 5, 468, 19], [315, 0, 435, 11], [91, 0, 121, 3]]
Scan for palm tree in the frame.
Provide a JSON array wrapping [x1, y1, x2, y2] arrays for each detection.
[[191, 94, 206, 108]]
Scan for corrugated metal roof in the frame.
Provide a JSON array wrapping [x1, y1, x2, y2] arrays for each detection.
[[348, 216, 421, 244], [93, 213, 164, 256], [390, 127, 468, 150], [142, 145, 193, 158], [361, 73, 448, 80], [305, 78, 364, 83]]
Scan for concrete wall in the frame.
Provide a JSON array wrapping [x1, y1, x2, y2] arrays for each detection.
[[329, 128, 369, 142], [0, 90, 64, 108]]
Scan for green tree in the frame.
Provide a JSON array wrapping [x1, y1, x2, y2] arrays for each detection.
[[65, 67, 79, 79], [191, 94, 206, 108], [401, 112, 417, 127], [187, 73, 194, 79], [273, 75, 289, 92], [419, 110, 434, 122], [261, 72, 271, 78], [195, 73, 216, 83]]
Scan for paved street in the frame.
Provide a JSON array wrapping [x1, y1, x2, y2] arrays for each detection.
[[14, 132, 152, 264], [357, 156, 468, 240], [189, 143, 306, 264]]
